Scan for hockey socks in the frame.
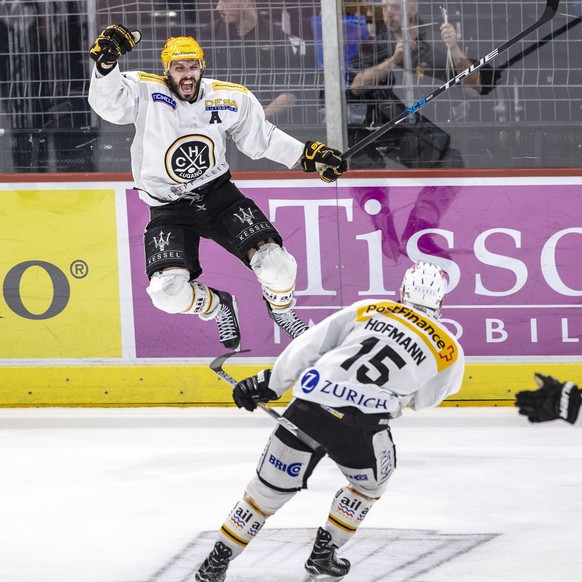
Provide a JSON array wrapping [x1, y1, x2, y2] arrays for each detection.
[[217, 495, 269, 559], [325, 486, 378, 547]]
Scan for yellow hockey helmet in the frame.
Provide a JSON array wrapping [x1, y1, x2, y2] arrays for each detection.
[[161, 36, 205, 72]]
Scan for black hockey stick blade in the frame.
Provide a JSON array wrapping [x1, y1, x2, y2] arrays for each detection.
[[210, 349, 252, 375], [209, 350, 324, 452], [342, 0, 560, 161]]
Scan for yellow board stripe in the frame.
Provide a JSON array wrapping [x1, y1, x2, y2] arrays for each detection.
[[0, 363, 580, 407], [0, 364, 271, 407]]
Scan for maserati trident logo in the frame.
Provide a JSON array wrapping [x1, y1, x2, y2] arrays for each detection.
[[153, 230, 172, 251], [233, 206, 256, 226]]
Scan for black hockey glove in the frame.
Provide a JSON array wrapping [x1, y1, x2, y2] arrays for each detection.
[[233, 369, 279, 412], [90, 24, 141, 65], [515, 373, 581, 424], [301, 141, 348, 183]]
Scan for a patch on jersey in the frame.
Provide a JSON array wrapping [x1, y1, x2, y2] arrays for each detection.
[[299, 369, 320, 393], [211, 81, 248, 94], [152, 92, 177, 109], [293, 368, 395, 412], [357, 301, 458, 372], [205, 98, 238, 112], [298, 375, 397, 413], [165, 134, 216, 183], [209, 111, 222, 124], [137, 71, 167, 85]]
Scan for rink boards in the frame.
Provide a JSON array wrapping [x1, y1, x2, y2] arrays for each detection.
[[1, 173, 580, 406]]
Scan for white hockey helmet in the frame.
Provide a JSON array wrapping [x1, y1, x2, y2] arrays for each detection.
[[400, 261, 448, 319]]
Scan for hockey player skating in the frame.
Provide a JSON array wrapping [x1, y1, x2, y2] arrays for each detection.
[[195, 261, 465, 581], [88, 26, 348, 351], [515, 374, 582, 426]]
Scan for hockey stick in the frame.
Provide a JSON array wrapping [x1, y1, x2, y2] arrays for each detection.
[[481, 14, 581, 94], [209, 350, 324, 451], [342, 0, 560, 160]]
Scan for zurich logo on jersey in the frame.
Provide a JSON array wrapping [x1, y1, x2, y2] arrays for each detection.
[[300, 368, 320, 393]]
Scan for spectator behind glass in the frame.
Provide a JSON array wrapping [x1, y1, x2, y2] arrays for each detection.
[[347, 0, 482, 169], [199, 0, 301, 124], [0, 0, 94, 173]]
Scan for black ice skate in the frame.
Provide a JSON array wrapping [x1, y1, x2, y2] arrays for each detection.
[[195, 541, 232, 582], [266, 301, 308, 338], [303, 527, 351, 581], [212, 290, 241, 351]]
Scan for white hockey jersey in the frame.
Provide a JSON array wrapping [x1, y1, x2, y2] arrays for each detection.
[[88, 66, 304, 206], [269, 299, 465, 417]]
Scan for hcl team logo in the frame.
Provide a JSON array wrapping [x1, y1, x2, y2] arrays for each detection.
[[165, 134, 215, 182], [300, 368, 320, 393]]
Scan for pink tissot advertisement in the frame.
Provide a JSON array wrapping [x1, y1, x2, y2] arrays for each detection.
[[127, 180, 582, 358]]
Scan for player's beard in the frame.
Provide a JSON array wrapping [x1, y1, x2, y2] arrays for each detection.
[[166, 73, 201, 103]]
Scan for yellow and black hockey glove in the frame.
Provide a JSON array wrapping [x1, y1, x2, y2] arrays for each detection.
[[90, 24, 141, 64], [301, 141, 348, 183]]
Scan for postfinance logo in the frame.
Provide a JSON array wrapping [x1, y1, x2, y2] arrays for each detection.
[[211, 81, 248, 93], [0, 189, 122, 358], [357, 300, 458, 371]]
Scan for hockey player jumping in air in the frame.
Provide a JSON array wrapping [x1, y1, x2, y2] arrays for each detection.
[[88, 26, 348, 351], [195, 262, 465, 581]]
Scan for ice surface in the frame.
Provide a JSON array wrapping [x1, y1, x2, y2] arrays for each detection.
[[1, 406, 580, 582]]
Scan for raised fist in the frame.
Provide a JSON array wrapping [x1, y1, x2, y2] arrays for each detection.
[[301, 141, 348, 183], [90, 24, 141, 64]]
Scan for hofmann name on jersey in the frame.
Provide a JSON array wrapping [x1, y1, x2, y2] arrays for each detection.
[[356, 301, 458, 372]]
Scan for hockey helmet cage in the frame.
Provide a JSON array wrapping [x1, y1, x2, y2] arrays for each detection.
[[161, 36, 205, 72], [400, 261, 448, 320]]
